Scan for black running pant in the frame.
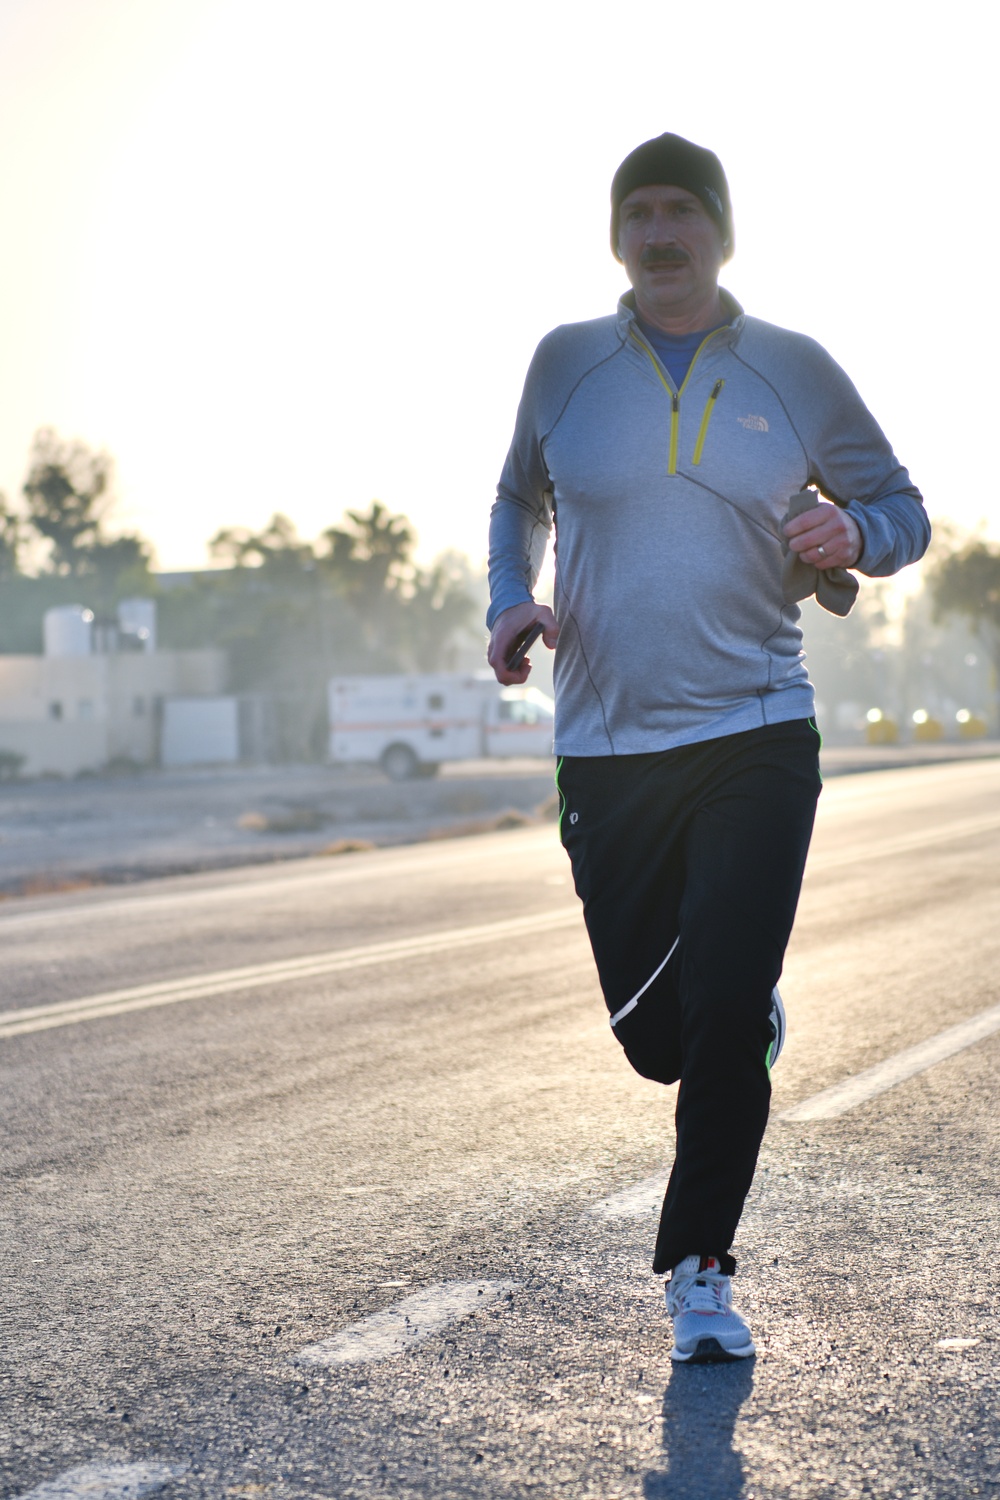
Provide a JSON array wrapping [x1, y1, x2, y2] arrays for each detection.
[[557, 719, 821, 1276]]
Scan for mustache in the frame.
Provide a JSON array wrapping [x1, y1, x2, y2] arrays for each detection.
[[640, 247, 690, 266]]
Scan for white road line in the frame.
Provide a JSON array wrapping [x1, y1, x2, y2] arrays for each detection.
[[778, 1000, 1000, 1121], [0, 907, 581, 1040], [588, 1176, 664, 1219], [293, 1279, 516, 1367], [13, 1461, 188, 1500], [805, 811, 1000, 875], [0, 827, 557, 932], [591, 1001, 1000, 1211]]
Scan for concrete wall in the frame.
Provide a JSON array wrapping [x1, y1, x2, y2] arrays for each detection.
[[160, 697, 240, 767], [0, 721, 111, 778], [0, 650, 228, 776]]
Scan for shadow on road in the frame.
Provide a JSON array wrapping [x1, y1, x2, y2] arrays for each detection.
[[643, 1358, 755, 1499]]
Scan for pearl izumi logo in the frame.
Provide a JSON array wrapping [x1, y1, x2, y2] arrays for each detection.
[[738, 414, 769, 432]]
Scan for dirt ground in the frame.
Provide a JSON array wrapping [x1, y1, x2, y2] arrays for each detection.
[[0, 742, 996, 898]]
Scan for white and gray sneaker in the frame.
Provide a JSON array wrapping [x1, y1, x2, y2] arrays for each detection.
[[767, 986, 786, 1073], [665, 1256, 756, 1364]]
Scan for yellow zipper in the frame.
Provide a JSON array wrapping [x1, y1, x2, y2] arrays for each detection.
[[668, 391, 680, 473], [692, 380, 725, 465], [629, 326, 728, 475]]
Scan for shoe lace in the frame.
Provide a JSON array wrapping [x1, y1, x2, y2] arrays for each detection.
[[666, 1271, 731, 1317]]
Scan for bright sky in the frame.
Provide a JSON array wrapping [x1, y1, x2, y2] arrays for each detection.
[[0, 0, 994, 573]]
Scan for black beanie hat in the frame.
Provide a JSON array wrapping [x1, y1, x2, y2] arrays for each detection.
[[610, 133, 734, 262]]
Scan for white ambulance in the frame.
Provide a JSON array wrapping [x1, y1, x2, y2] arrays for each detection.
[[327, 673, 555, 779]]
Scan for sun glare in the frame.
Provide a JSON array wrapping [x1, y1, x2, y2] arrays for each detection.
[[0, 0, 994, 570]]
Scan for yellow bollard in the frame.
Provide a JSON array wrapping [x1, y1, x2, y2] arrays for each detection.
[[911, 710, 944, 742], [865, 709, 899, 745], [956, 710, 988, 739]]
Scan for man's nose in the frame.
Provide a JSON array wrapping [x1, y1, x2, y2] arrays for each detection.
[[646, 210, 677, 243]]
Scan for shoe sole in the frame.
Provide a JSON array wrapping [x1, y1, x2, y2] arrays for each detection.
[[671, 1335, 756, 1364]]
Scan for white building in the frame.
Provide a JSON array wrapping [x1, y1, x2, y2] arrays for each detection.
[[0, 603, 229, 776]]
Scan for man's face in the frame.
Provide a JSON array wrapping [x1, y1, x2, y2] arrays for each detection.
[[617, 184, 725, 320]]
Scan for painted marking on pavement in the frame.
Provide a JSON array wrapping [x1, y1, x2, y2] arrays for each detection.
[[293, 1279, 516, 1367], [588, 1176, 664, 1219], [779, 1000, 1000, 1121], [0, 907, 581, 1041], [805, 811, 1000, 876], [592, 1002, 1000, 1212], [937, 1338, 980, 1350], [0, 828, 557, 934], [6, 801, 998, 1047], [13, 1461, 188, 1500], [9, 807, 997, 1044]]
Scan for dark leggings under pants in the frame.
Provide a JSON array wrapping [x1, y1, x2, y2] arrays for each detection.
[[557, 719, 822, 1276]]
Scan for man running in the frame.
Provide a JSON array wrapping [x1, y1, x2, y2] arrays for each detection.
[[486, 132, 929, 1362]]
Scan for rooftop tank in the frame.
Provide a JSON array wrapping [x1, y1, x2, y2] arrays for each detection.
[[117, 597, 157, 652], [43, 605, 94, 657]]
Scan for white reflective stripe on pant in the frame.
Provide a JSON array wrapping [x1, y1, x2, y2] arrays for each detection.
[[609, 935, 679, 1028]]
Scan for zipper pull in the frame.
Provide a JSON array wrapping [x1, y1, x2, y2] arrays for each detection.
[[671, 393, 680, 413], [710, 379, 723, 400]]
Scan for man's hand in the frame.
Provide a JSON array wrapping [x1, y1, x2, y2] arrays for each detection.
[[487, 601, 559, 686], [783, 501, 863, 570]]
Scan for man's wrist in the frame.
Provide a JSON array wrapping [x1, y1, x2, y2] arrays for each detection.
[[486, 593, 535, 631]]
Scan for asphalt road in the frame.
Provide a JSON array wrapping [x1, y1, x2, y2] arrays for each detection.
[[1, 759, 998, 1499]]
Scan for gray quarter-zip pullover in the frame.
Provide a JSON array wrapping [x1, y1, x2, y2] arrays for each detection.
[[487, 290, 929, 756]]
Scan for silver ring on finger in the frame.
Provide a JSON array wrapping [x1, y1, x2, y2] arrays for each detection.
[[816, 544, 827, 558]]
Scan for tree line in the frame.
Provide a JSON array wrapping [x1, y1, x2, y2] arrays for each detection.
[[2, 426, 1000, 732], [0, 429, 482, 691]]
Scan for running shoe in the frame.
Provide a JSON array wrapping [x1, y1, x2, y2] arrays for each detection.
[[766, 986, 786, 1072], [665, 1255, 756, 1364]]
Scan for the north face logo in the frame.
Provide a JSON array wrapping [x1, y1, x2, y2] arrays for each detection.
[[738, 415, 769, 432]]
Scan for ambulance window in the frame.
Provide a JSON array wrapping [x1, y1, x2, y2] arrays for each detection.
[[500, 698, 539, 724]]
